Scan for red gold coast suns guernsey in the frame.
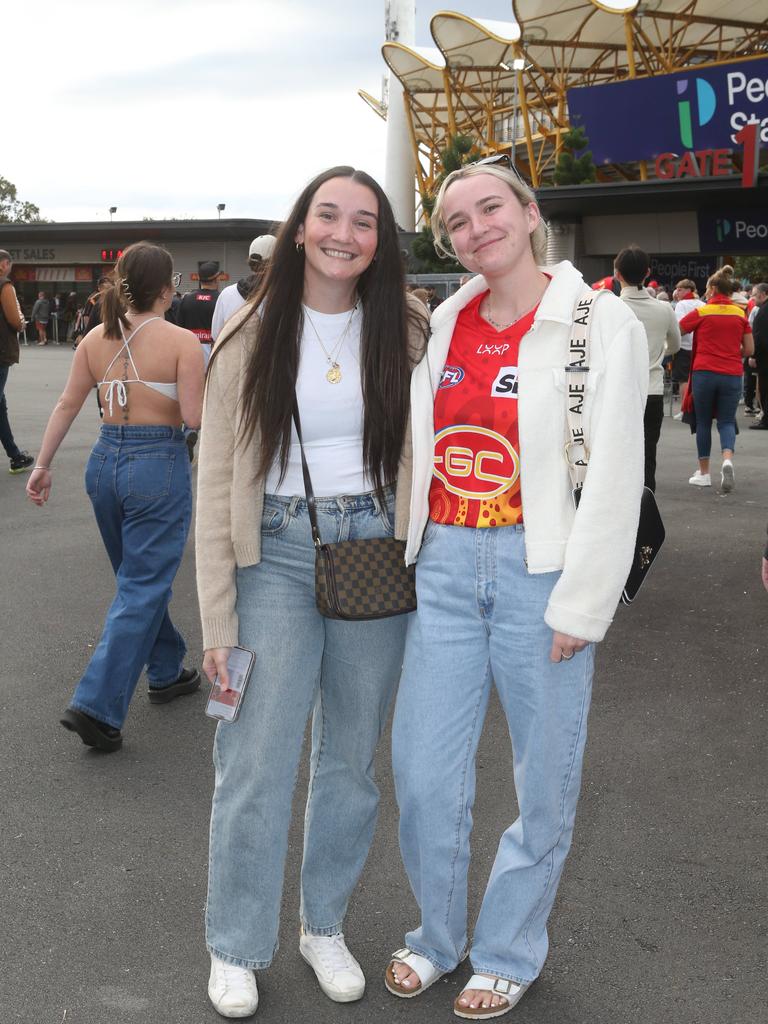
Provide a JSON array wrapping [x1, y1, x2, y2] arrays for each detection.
[[429, 291, 538, 528]]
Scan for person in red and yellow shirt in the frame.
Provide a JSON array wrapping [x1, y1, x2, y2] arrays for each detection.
[[679, 265, 753, 493]]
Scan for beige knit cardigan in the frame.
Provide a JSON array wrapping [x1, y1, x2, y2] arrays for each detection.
[[195, 297, 428, 650]]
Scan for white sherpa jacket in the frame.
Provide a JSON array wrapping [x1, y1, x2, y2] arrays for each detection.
[[405, 261, 649, 643]]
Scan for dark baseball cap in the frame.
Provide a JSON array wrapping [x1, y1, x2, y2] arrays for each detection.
[[198, 260, 220, 281]]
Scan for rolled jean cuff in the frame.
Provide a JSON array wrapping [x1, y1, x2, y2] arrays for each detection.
[[400, 943, 458, 975], [470, 964, 533, 985], [207, 943, 273, 971], [300, 919, 344, 937]]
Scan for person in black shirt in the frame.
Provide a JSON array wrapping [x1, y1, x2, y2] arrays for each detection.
[[176, 260, 220, 360]]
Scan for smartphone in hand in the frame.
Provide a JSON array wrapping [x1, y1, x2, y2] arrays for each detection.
[[205, 646, 255, 723]]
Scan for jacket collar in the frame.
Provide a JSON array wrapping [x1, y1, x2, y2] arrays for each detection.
[[620, 286, 651, 300], [430, 261, 585, 333]]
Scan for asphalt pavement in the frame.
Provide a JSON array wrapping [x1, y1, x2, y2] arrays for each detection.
[[1, 346, 765, 1024]]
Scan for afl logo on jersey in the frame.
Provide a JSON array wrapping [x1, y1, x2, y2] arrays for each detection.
[[433, 425, 519, 499], [439, 365, 465, 389]]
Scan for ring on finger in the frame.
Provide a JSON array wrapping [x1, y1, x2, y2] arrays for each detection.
[[562, 651, 574, 660]]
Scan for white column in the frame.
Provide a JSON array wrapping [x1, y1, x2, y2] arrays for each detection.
[[384, 0, 416, 230]]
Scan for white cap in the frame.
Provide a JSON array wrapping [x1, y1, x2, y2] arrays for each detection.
[[249, 235, 277, 260]]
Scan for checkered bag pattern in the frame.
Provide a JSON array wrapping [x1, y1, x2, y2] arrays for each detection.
[[315, 537, 417, 620]]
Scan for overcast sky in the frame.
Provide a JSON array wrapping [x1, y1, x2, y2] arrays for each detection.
[[3, 1, 518, 224]]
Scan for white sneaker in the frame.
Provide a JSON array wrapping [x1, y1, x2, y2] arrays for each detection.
[[673, 411, 684, 420], [721, 460, 735, 493], [299, 930, 365, 1002], [208, 955, 259, 1018], [689, 470, 711, 486]]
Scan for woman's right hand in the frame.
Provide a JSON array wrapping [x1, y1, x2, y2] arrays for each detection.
[[203, 648, 232, 690], [26, 468, 52, 506]]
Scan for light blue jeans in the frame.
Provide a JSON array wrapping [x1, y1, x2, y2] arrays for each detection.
[[206, 489, 408, 969], [392, 522, 595, 984], [70, 425, 191, 728]]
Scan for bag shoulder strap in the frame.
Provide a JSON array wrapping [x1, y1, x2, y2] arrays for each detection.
[[565, 287, 605, 507], [291, 399, 323, 547]]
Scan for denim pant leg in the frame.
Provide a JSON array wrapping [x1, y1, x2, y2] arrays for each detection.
[[714, 374, 741, 453], [70, 432, 191, 728], [471, 530, 594, 981], [393, 525, 594, 983], [692, 371, 717, 459], [0, 365, 21, 459], [207, 491, 407, 967], [393, 521, 495, 972], [300, 494, 408, 934]]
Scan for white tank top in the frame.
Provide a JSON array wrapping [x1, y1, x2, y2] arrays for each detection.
[[265, 305, 372, 497]]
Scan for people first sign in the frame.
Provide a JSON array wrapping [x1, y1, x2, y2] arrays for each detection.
[[566, 56, 768, 173]]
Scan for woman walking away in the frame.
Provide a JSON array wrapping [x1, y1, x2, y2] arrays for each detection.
[[196, 166, 427, 1018], [614, 245, 680, 492], [385, 157, 647, 1019], [680, 265, 753, 493], [26, 242, 204, 752]]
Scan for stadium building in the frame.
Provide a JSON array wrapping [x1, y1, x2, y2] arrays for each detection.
[[364, 1, 768, 290]]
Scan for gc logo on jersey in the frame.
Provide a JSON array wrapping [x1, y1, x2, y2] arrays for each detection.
[[439, 365, 465, 389], [491, 365, 519, 399], [433, 425, 519, 499]]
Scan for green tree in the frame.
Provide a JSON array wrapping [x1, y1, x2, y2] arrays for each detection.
[[734, 256, 768, 284], [410, 134, 480, 273], [553, 126, 597, 186], [0, 176, 44, 222]]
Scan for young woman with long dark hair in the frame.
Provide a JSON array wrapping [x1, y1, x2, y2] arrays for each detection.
[[26, 242, 204, 751], [384, 160, 647, 1018], [196, 166, 427, 1017]]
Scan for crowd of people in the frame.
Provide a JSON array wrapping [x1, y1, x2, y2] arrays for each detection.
[[0, 160, 766, 1020]]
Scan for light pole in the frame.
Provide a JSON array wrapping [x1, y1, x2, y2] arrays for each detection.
[[109, 206, 117, 222], [217, 203, 226, 220], [511, 57, 526, 170]]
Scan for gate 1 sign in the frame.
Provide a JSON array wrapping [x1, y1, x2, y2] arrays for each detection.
[[567, 56, 768, 166]]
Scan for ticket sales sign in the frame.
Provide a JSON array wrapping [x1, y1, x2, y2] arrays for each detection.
[[566, 56, 768, 171]]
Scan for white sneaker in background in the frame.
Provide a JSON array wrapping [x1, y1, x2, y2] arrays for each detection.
[[721, 460, 735, 493], [689, 470, 711, 487], [208, 955, 259, 1018], [673, 411, 684, 420]]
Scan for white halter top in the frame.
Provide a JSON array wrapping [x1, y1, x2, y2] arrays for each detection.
[[97, 317, 179, 416]]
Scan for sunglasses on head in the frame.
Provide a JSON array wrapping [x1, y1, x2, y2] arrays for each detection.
[[472, 153, 532, 192]]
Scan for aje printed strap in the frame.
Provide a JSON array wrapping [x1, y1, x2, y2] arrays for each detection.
[[291, 399, 416, 621], [564, 288, 665, 605], [564, 290, 596, 509]]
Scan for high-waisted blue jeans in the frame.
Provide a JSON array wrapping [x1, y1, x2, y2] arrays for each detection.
[[691, 370, 741, 458], [206, 489, 409, 969], [69, 425, 192, 729], [392, 522, 594, 984]]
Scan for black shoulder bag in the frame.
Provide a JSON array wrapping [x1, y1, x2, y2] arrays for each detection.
[[292, 401, 416, 620], [564, 289, 665, 605]]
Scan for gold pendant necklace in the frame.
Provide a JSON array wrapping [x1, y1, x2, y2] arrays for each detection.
[[303, 302, 359, 384]]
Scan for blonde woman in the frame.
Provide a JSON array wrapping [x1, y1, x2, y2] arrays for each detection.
[[386, 157, 647, 1018]]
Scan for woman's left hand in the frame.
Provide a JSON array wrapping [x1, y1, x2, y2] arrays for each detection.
[[550, 631, 588, 663], [26, 468, 52, 506]]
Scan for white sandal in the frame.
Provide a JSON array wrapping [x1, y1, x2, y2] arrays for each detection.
[[385, 947, 449, 998], [453, 973, 530, 1019]]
